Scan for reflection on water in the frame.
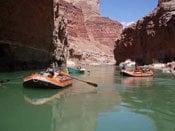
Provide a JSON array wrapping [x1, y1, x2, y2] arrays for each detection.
[[0, 66, 175, 131], [23, 83, 98, 106], [119, 74, 175, 131], [121, 76, 153, 88], [51, 91, 120, 131], [23, 82, 121, 131], [23, 88, 67, 105], [96, 107, 156, 131]]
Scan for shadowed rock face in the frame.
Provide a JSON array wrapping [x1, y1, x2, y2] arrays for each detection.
[[0, 0, 68, 71], [114, 0, 175, 65], [0, 0, 54, 71]]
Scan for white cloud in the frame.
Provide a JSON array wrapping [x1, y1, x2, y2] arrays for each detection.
[[121, 21, 135, 28]]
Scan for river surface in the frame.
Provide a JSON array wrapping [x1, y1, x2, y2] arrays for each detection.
[[0, 66, 175, 131]]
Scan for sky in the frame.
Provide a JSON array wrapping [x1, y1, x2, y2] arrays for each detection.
[[100, 0, 158, 26]]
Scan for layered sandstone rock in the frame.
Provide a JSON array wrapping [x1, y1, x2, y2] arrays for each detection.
[[114, 0, 175, 65], [59, 0, 89, 40], [0, 0, 68, 71], [60, 0, 122, 65], [85, 16, 122, 48]]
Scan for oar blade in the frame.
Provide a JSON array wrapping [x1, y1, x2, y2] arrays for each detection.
[[86, 82, 98, 87]]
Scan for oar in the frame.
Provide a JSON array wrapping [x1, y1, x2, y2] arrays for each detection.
[[62, 72, 97, 87], [70, 76, 98, 87]]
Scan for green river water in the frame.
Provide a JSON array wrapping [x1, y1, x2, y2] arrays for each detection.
[[0, 66, 175, 131]]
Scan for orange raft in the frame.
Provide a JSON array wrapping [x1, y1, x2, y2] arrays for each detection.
[[23, 71, 73, 89], [121, 69, 153, 77]]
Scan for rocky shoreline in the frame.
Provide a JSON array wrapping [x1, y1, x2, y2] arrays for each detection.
[[118, 59, 175, 76], [68, 54, 115, 67], [149, 62, 175, 75]]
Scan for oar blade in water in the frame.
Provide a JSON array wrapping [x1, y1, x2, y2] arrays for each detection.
[[86, 82, 98, 87]]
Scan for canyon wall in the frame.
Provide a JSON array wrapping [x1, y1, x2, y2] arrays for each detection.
[[0, 0, 54, 71], [0, 0, 68, 71], [63, 0, 100, 20], [85, 16, 122, 48], [0, 0, 123, 71], [59, 0, 89, 40], [114, 0, 175, 65], [60, 0, 123, 65]]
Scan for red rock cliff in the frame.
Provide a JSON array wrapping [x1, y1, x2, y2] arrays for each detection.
[[114, 0, 175, 65], [64, 0, 100, 20], [59, 0, 89, 40], [85, 16, 122, 48], [60, 0, 123, 65]]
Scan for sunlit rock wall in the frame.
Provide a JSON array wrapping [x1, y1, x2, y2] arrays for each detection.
[[114, 0, 175, 65]]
